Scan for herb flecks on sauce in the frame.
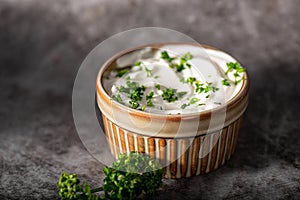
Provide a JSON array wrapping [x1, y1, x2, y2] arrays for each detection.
[[224, 62, 246, 85], [161, 51, 193, 73], [110, 50, 245, 113]]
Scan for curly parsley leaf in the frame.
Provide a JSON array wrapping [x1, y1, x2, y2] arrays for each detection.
[[57, 152, 163, 200]]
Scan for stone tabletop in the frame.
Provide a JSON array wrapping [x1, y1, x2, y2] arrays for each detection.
[[0, 0, 299, 199]]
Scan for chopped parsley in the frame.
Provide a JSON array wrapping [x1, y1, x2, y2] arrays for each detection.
[[171, 63, 186, 72], [225, 62, 246, 85], [134, 61, 152, 77], [189, 97, 199, 104], [115, 77, 147, 110], [161, 51, 175, 62], [129, 101, 139, 109], [116, 69, 129, 77], [222, 79, 231, 86], [181, 98, 203, 109], [180, 77, 186, 83], [140, 105, 146, 111], [146, 91, 154, 106], [134, 61, 141, 66], [155, 84, 161, 90], [129, 85, 146, 109], [187, 77, 196, 84], [112, 94, 124, 104], [145, 66, 153, 77], [117, 85, 130, 94], [181, 103, 189, 109], [162, 88, 178, 102], [161, 88, 187, 102], [177, 91, 187, 98], [126, 77, 139, 90], [110, 51, 239, 112], [161, 51, 193, 73], [195, 82, 219, 94]]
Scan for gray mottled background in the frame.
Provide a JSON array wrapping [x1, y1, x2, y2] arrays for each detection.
[[0, 0, 300, 199]]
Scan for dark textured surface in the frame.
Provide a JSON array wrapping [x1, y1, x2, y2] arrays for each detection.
[[0, 0, 300, 199]]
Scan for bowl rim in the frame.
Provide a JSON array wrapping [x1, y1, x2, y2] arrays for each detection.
[[96, 42, 249, 120]]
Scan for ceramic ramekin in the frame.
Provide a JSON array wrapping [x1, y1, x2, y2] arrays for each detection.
[[96, 43, 249, 178]]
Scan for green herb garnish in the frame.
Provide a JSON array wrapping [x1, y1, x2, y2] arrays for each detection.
[[222, 79, 231, 86], [180, 77, 186, 83], [177, 91, 187, 98], [187, 77, 196, 84], [189, 97, 199, 104], [155, 84, 161, 90], [57, 152, 163, 200], [140, 105, 146, 111], [116, 69, 129, 77], [129, 85, 146, 109], [160, 89, 187, 102], [182, 52, 193, 60], [112, 94, 124, 104], [146, 91, 154, 106], [162, 88, 178, 102], [115, 77, 147, 110], [129, 100, 139, 109], [126, 77, 139, 90], [117, 85, 130, 94], [161, 51, 193, 72], [134, 61, 152, 77], [181, 103, 189, 109], [225, 62, 246, 85], [174, 52, 193, 72], [171, 63, 186, 72], [134, 61, 141, 66], [145, 66, 153, 77], [195, 82, 219, 94], [161, 51, 175, 62]]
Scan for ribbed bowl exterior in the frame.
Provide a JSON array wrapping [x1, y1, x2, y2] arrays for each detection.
[[102, 114, 243, 178], [96, 43, 249, 178]]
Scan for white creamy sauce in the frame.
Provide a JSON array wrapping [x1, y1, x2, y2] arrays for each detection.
[[103, 45, 244, 114]]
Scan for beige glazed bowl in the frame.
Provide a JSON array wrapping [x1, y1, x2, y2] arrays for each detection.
[[96, 43, 249, 178]]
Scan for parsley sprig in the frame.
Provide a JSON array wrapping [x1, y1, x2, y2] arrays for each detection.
[[57, 152, 163, 200]]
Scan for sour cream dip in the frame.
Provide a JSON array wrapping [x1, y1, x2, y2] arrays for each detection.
[[103, 44, 245, 114]]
